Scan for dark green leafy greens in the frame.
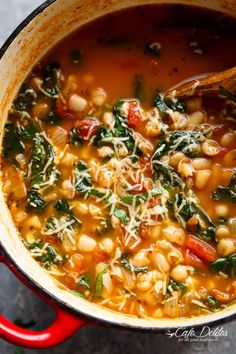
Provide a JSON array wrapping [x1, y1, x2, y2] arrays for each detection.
[[3, 121, 37, 162], [205, 295, 220, 309], [93, 100, 141, 156], [2, 122, 25, 159], [212, 172, 236, 204], [121, 188, 160, 205], [113, 208, 128, 224], [210, 254, 236, 277], [12, 84, 37, 112], [168, 193, 215, 241], [29, 133, 60, 187], [73, 161, 92, 193], [167, 280, 187, 294], [153, 131, 205, 159], [96, 270, 107, 296], [152, 160, 182, 188], [70, 290, 85, 298], [27, 188, 48, 213], [41, 62, 61, 98], [120, 253, 148, 274], [27, 240, 63, 269], [153, 93, 185, 116], [54, 199, 80, 224], [77, 273, 91, 289]]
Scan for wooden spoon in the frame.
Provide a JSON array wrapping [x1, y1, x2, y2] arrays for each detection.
[[166, 66, 236, 100]]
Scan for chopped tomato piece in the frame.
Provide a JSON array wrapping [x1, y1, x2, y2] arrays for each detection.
[[94, 249, 109, 263], [75, 117, 100, 140], [185, 249, 206, 271], [56, 98, 76, 119], [139, 155, 152, 177], [186, 234, 217, 263], [128, 102, 142, 129], [211, 289, 235, 304]]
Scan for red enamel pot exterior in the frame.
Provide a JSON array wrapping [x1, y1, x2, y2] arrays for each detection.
[[0, 254, 88, 349]]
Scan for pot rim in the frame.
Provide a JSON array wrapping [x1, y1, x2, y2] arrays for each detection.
[[1, 0, 236, 332]]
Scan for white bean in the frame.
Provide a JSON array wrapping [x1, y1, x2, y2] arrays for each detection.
[[215, 204, 229, 217], [100, 238, 114, 254], [217, 238, 236, 257], [188, 111, 205, 126], [68, 94, 87, 112], [92, 87, 107, 106], [171, 265, 188, 282], [78, 234, 97, 252], [194, 170, 211, 189], [220, 132, 235, 147], [215, 226, 230, 239], [192, 158, 212, 170], [150, 252, 170, 272]]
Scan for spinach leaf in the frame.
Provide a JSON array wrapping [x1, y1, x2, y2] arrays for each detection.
[[153, 131, 205, 159], [77, 273, 91, 289], [2, 122, 25, 159], [152, 160, 182, 188], [70, 290, 85, 298], [113, 208, 128, 224], [69, 127, 83, 145], [120, 253, 148, 274], [27, 188, 48, 213], [168, 280, 187, 294], [28, 240, 63, 269], [210, 254, 236, 277], [168, 193, 215, 241], [27, 240, 44, 250], [16, 124, 37, 139], [153, 93, 185, 116], [212, 187, 236, 204], [205, 295, 220, 309], [73, 161, 92, 193], [93, 100, 141, 155], [29, 133, 60, 187], [169, 193, 195, 226], [212, 172, 236, 204], [121, 188, 160, 205], [54, 199, 80, 224], [13, 84, 37, 111], [41, 62, 61, 98], [95, 270, 107, 296]]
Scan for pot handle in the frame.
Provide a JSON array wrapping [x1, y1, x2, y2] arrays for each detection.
[[0, 254, 88, 348]]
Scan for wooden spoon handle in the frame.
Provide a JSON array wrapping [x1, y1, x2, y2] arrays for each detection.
[[167, 66, 236, 99]]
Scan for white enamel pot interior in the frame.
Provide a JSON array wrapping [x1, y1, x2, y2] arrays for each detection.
[[0, 0, 236, 331]]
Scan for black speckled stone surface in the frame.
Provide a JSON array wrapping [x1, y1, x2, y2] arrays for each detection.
[[0, 1, 236, 353]]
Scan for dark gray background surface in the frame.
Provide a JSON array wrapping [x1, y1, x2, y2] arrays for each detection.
[[0, 1, 235, 353]]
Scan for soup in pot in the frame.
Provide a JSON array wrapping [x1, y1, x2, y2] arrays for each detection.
[[1, 5, 236, 319]]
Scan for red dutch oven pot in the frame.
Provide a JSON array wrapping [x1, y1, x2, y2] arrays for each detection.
[[0, 0, 236, 349]]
